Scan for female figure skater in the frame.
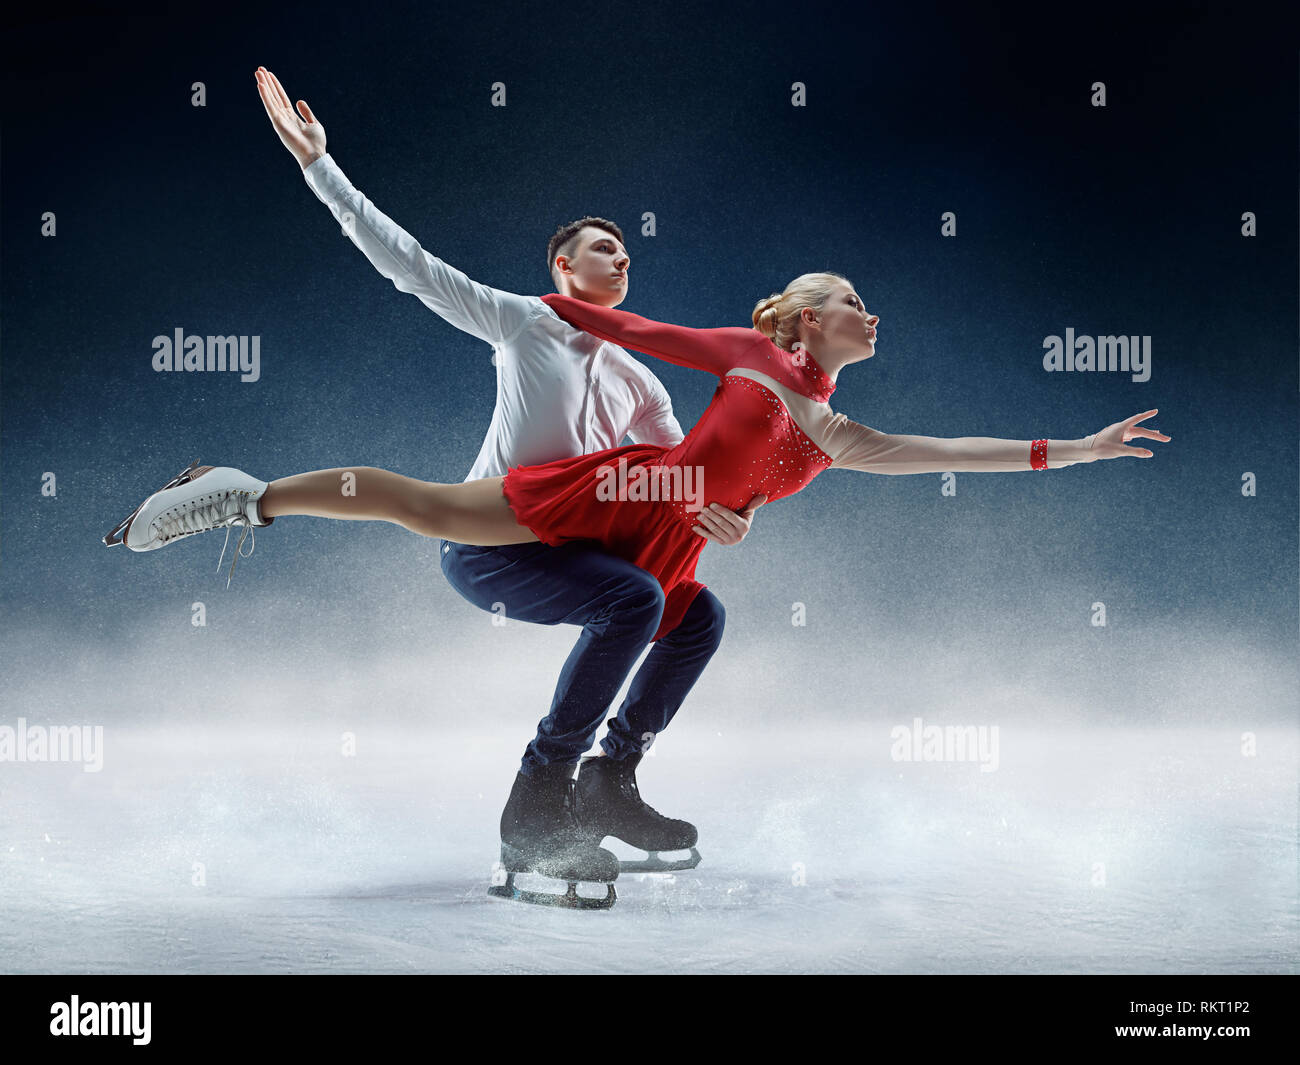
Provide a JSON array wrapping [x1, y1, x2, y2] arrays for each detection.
[[105, 272, 1169, 904], [108, 272, 1167, 617]]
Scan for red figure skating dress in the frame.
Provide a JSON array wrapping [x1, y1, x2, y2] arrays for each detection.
[[502, 294, 1082, 641]]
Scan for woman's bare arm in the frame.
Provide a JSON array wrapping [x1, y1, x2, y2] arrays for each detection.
[[828, 409, 1170, 474]]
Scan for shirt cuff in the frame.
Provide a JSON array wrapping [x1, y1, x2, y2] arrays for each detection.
[[302, 152, 351, 201]]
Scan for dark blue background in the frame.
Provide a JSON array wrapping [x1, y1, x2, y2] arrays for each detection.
[[1, 2, 1295, 718]]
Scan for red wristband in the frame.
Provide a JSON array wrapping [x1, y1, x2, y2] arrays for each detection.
[[1030, 439, 1048, 470]]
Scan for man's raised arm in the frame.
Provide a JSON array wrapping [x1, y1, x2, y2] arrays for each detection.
[[256, 67, 532, 346]]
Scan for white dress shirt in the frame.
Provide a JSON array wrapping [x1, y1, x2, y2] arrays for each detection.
[[301, 154, 684, 482]]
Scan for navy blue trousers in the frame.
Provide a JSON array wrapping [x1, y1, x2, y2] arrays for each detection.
[[439, 538, 724, 774]]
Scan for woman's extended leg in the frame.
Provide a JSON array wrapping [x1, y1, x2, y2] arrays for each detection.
[[260, 468, 539, 546]]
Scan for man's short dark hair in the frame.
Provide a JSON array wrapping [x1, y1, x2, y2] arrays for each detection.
[[547, 217, 625, 283]]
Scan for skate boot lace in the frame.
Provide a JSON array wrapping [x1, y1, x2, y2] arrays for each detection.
[[155, 492, 258, 588], [566, 778, 604, 840], [563, 779, 580, 825], [620, 766, 667, 819]]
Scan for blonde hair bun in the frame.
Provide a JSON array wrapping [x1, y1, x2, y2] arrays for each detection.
[[751, 294, 783, 338], [749, 272, 852, 351]]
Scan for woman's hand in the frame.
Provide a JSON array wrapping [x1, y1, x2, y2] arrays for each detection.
[[256, 66, 326, 169], [1086, 409, 1170, 460]]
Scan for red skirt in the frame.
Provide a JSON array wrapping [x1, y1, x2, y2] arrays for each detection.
[[502, 444, 708, 642]]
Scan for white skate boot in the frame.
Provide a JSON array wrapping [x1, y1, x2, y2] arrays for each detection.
[[104, 461, 275, 586]]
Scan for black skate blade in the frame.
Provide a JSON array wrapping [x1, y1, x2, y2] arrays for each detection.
[[618, 847, 701, 873], [102, 459, 204, 546], [487, 873, 616, 910]]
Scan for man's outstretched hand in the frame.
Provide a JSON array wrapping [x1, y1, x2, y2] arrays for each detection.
[[693, 494, 768, 546], [256, 66, 326, 170]]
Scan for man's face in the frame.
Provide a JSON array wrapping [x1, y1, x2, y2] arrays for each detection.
[[554, 226, 630, 306]]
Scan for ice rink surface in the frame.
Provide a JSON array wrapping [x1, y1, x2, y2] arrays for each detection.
[[3, 722, 1294, 974]]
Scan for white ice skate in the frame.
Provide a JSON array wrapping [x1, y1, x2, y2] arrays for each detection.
[[103, 461, 274, 586]]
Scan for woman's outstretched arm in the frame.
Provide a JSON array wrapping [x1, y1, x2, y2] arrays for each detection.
[[826, 409, 1170, 474], [540, 293, 767, 376]]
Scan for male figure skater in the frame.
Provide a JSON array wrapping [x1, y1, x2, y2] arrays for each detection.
[[255, 67, 765, 907]]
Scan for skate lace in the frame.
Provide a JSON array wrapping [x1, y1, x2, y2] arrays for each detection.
[[563, 778, 593, 838], [621, 767, 667, 819], [216, 521, 257, 589], [155, 491, 257, 589]]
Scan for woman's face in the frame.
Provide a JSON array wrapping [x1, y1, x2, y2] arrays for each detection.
[[810, 281, 879, 362]]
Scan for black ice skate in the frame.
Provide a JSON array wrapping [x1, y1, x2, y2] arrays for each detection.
[[575, 752, 702, 873], [488, 762, 619, 910]]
